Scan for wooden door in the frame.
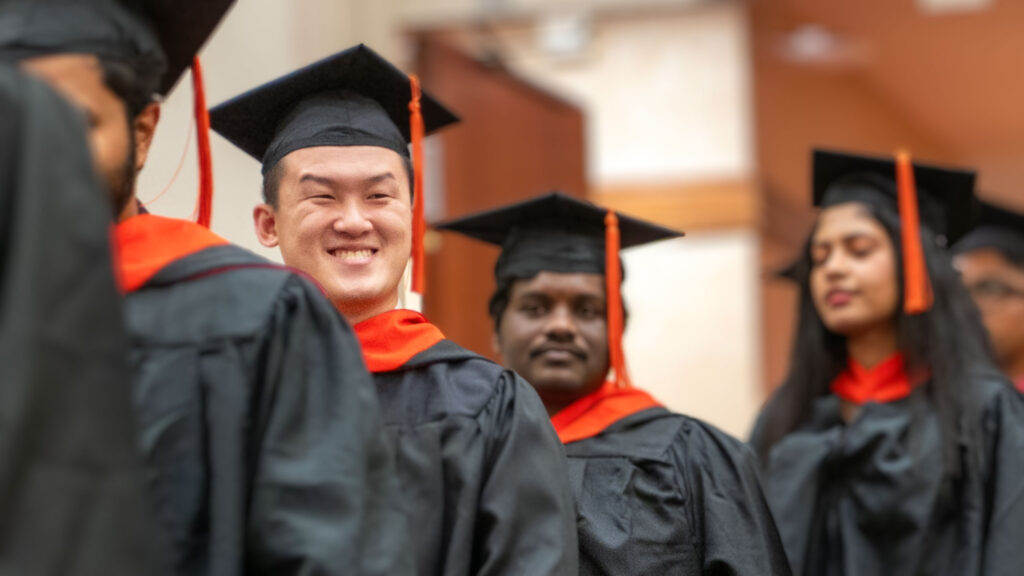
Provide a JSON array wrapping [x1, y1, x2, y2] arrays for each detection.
[[416, 37, 586, 360]]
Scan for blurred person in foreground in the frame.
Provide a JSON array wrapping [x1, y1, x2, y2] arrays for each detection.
[[954, 201, 1024, 391], [211, 45, 579, 576], [437, 192, 792, 576], [0, 63, 162, 576], [0, 2, 408, 574], [750, 149, 1024, 575]]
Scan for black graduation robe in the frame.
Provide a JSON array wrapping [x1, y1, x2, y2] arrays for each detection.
[[353, 309, 579, 576], [114, 214, 410, 576], [551, 384, 792, 576], [0, 66, 163, 575], [752, 373, 1024, 575]]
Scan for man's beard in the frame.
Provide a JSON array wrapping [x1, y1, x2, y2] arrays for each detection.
[[108, 130, 137, 219]]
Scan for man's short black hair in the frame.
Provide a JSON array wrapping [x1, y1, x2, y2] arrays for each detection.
[[261, 153, 414, 208], [99, 59, 158, 119], [488, 277, 515, 332]]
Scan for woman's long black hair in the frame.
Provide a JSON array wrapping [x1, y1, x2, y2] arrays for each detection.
[[754, 202, 998, 477]]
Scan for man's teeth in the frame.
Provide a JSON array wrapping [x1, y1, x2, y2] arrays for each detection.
[[334, 249, 373, 259]]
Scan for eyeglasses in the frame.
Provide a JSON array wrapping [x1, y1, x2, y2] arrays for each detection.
[[966, 279, 1024, 303]]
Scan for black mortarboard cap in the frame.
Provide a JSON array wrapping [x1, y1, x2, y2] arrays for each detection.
[[0, 0, 235, 96], [209, 44, 459, 175], [955, 200, 1024, 262], [434, 191, 682, 285], [812, 148, 976, 245]]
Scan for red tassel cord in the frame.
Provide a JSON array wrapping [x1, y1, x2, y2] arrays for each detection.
[[895, 151, 933, 314], [408, 74, 426, 295], [192, 56, 214, 229], [605, 211, 632, 388]]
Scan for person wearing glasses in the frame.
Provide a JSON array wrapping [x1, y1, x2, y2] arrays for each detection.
[[955, 201, 1024, 392]]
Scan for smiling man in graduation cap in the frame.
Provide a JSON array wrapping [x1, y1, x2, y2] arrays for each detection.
[[210, 45, 578, 576], [436, 192, 792, 576], [1, 3, 409, 575], [955, 201, 1024, 391]]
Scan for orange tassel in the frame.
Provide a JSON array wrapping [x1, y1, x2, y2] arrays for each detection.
[[895, 151, 933, 314], [192, 56, 214, 229], [409, 74, 426, 295], [605, 211, 632, 388]]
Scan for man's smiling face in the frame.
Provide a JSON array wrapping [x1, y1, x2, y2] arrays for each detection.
[[254, 145, 412, 322]]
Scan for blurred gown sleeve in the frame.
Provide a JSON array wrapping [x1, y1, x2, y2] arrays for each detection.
[[0, 67, 165, 575], [678, 424, 793, 576], [981, 387, 1024, 575], [246, 277, 412, 576], [473, 374, 579, 575]]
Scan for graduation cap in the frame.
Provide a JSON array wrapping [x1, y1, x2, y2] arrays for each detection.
[[209, 44, 459, 294], [0, 0, 232, 96], [812, 148, 977, 314], [954, 200, 1024, 263], [0, 0, 236, 228], [435, 191, 683, 389]]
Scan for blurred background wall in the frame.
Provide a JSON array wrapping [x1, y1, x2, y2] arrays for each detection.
[[137, 0, 1023, 438]]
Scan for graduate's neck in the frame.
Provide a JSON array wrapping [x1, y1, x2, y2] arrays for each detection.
[[540, 396, 573, 418], [537, 379, 605, 417], [334, 290, 400, 325], [845, 320, 900, 369], [117, 195, 139, 222]]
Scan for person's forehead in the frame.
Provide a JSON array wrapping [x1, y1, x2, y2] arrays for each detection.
[[22, 53, 107, 108], [956, 248, 1017, 274], [512, 271, 606, 296], [23, 52, 103, 81], [813, 202, 886, 241], [280, 145, 406, 181]]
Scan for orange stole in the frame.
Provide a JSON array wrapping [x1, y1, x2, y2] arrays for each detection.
[[831, 353, 924, 405], [113, 214, 228, 293], [551, 381, 661, 444], [353, 309, 445, 373]]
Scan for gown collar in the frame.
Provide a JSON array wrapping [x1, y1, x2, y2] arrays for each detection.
[[113, 214, 228, 293]]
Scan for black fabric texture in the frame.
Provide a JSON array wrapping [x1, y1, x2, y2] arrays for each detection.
[[751, 373, 1024, 576], [371, 338, 580, 576], [126, 241, 412, 576], [0, 66, 165, 576], [564, 407, 792, 576]]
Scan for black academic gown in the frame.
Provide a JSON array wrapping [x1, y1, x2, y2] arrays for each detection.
[[119, 220, 410, 576], [753, 373, 1024, 576], [0, 67, 163, 575], [361, 315, 578, 576], [563, 406, 792, 576]]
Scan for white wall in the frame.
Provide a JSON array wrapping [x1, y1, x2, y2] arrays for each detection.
[[399, 0, 710, 27], [622, 232, 762, 437], [447, 4, 753, 186]]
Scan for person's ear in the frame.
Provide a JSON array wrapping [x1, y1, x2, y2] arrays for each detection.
[[253, 203, 280, 248], [132, 102, 160, 172]]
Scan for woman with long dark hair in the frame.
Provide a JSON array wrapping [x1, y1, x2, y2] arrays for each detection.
[[751, 149, 1024, 576]]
